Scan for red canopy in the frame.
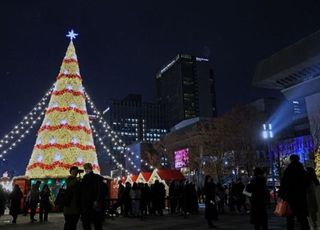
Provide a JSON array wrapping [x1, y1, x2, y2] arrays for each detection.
[[156, 169, 185, 182], [140, 172, 152, 181]]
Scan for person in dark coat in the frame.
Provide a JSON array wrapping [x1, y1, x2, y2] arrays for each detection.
[[216, 183, 226, 214], [169, 181, 178, 214], [229, 182, 236, 212], [63, 166, 81, 230], [279, 154, 310, 230], [122, 182, 132, 217], [39, 184, 51, 222], [0, 185, 6, 218], [9, 185, 23, 223], [204, 175, 218, 228], [117, 180, 125, 215], [152, 180, 165, 216], [176, 180, 184, 214], [142, 183, 150, 215], [190, 183, 199, 214], [246, 167, 269, 230], [29, 181, 40, 222], [182, 181, 198, 215], [234, 178, 247, 213], [81, 163, 105, 230]]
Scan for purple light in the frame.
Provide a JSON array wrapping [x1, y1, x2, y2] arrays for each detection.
[[174, 148, 189, 169]]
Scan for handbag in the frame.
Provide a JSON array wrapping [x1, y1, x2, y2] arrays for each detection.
[[274, 200, 292, 217]]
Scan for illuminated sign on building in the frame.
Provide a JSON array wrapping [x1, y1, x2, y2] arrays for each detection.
[[174, 148, 189, 169]]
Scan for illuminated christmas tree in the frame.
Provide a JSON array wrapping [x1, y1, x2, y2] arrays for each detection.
[[25, 30, 100, 178]]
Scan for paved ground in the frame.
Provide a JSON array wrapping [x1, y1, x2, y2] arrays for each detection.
[[0, 210, 286, 230]]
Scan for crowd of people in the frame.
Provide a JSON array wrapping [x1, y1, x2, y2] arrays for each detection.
[[0, 155, 319, 230], [0, 163, 107, 230], [114, 179, 199, 218]]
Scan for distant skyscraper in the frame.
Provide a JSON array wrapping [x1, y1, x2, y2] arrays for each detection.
[[156, 54, 216, 129], [104, 94, 167, 146]]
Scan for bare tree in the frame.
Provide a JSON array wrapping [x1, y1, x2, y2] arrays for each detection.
[[223, 106, 265, 176]]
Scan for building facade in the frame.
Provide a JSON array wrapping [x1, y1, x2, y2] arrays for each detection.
[[104, 94, 167, 146], [156, 54, 216, 129], [253, 30, 320, 173]]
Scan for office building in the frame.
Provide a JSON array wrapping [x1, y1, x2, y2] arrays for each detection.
[[156, 54, 217, 129], [104, 94, 167, 146]]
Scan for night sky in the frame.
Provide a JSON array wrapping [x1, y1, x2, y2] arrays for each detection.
[[1, 0, 320, 175]]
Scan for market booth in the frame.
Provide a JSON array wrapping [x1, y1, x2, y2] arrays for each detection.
[[136, 172, 152, 184], [125, 174, 138, 184], [148, 169, 185, 196]]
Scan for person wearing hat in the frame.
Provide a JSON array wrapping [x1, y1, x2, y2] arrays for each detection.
[[63, 166, 81, 230], [80, 163, 105, 230]]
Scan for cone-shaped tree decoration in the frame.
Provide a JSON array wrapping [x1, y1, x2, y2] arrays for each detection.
[[25, 39, 100, 178]]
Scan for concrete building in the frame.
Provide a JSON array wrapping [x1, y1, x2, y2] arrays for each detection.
[[253, 30, 320, 142]]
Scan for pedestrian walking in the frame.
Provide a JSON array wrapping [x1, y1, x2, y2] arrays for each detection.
[[29, 181, 41, 222], [306, 167, 320, 230], [234, 178, 247, 213], [9, 184, 23, 223], [279, 154, 310, 230], [81, 163, 106, 230], [246, 167, 269, 230], [204, 175, 218, 228], [63, 166, 81, 230], [39, 184, 51, 222]]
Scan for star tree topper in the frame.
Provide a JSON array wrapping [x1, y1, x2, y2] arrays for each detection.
[[66, 29, 78, 41]]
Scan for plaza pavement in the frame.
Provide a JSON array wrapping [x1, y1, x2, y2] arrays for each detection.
[[0, 209, 287, 230]]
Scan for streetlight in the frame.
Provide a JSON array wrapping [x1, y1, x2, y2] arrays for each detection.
[[262, 123, 276, 204]]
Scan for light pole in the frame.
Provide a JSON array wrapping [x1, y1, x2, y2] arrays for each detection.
[[262, 123, 277, 204]]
